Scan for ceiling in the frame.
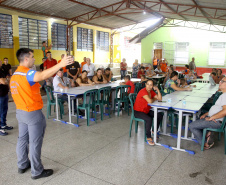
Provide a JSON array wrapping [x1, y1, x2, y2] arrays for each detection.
[[1, 0, 226, 29]]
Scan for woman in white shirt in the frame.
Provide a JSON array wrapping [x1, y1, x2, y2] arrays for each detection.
[[82, 58, 96, 80]]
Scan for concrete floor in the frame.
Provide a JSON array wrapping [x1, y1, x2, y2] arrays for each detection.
[[1, 96, 226, 185]]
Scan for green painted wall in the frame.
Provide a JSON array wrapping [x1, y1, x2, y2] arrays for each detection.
[[141, 26, 226, 67]]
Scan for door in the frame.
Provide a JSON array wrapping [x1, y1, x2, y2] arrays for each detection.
[[154, 49, 162, 61]]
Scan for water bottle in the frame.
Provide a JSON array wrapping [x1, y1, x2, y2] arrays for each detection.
[[167, 98, 172, 104], [182, 100, 186, 107]]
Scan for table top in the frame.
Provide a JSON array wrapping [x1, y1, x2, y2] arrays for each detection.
[[148, 94, 187, 108], [170, 91, 193, 96], [183, 96, 209, 103], [172, 101, 204, 113], [53, 78, 141, 96]]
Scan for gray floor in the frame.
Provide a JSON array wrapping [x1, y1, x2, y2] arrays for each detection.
[[1, 96, 226, 185]]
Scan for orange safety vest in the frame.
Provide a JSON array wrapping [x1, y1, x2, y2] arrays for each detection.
[[10, 66, 43, 112], [153, 59, 158, 66]]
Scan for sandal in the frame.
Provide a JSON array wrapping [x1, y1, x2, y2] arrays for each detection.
[[146, 138, 155, 146], [152, 132, 160, 139], [204, 142, 214, 150], [206, 132, 214, 145]]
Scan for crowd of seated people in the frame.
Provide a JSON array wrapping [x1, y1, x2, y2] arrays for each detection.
[[164, 71, 192, 92], [209, 68, 225, 84]]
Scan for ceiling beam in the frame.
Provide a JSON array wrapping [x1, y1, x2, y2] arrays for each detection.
[[0, 4, 68, 20], [0, 0, 7, 4], [69, 0, 138, 24], [158, 0, 188, 21], [130, 0, 163, 18], [191, 0, 213, 24], [125, 0, 132, 8], [71, 19, 114, 29]]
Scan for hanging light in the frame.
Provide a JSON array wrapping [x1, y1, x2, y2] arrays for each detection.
[[143, 11, 146, 15]]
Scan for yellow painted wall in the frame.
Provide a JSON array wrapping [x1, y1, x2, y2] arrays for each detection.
[[113, 33, 121, 63], [0, 7, 111, 66]]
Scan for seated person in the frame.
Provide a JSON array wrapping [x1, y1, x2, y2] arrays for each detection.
[[146, 65, 156, 77], [120, 75, 135, 94], [169, 64, 174, 71], [154, 65, 163, 74], [189, 77, 226, 149], [53, 69, 84, 116], [39, 58, 46, 72], [212, 68, 217, 73], [216, 69, 224, 83], [180, 78, 196, 88], [137, 66, 146, 78], [92, 68, 107, 84], [133, 79, 163, 145], [209, 72, 217, 85], [103, 67, 113, 82], [160, 58, 168, 73], [76, 70, 94, 86], [163, 67, 173, 87], [183, 64, 190, 75], [185, 70, 197, 84], [140, 75, 148, 83], [164, 71, 192, 92]]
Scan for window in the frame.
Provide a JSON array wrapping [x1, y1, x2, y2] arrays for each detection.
[[208, 42, 226, 66], [96, 31, 109, 51], [77, 27, 93, 51], [19, 17, 47, 49], [0, 13, 13, 48], [153, 42, 162, 49], [51, 23, 73, 50], [174, 42, 189, 64]]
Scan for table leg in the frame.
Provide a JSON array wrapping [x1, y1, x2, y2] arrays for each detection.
[[111, 90, 116, 111], [153, 107, 158, 144], [162, 110, 168, 134], [65, 95, 79, 127], [176, 110, 183, 149], [184, 115, 189, 139], [68, 95, 72, 124], [72, 98, 75, 116], [191, 113, 196, 139], [55, 93, 59, 121]]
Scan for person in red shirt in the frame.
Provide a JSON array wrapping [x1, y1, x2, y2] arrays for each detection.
[[120, 58, 127, 80], [43, 51, 57, 86], [133, 79, 163, 145], [137, 66, 146, 78], [120, 75, 135, 94]]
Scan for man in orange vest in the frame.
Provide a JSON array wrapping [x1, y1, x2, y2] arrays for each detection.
[[10, 48, 73, 180], [80, 57, 87, 73]]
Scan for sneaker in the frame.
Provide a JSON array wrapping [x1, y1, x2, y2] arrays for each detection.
[[18, 163, 31, 174], [0, 129, 8, 136], [1, 125, 13, 130], [31, 169, 53, 180]]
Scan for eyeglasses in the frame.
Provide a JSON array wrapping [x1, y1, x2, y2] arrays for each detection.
[[219, 80, 226, 83]]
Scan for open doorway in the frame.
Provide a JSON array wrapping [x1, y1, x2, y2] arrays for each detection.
[[154, 49, 162, 61], [153, 42, 163, 65]]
